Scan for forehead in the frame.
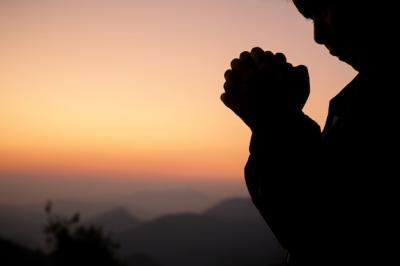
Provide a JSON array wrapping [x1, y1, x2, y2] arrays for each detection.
[[293, 0, 331, 8], [292, 0, 333, 18], [292, 0, 315, 18]]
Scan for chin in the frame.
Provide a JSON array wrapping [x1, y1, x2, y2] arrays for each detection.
[[337, 54, 361, 71]]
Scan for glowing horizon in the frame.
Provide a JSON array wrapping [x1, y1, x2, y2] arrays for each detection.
[[0, 0, 355, 185]]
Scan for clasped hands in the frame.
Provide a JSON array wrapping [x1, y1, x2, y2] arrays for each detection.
[[221, 47, 310, 131]]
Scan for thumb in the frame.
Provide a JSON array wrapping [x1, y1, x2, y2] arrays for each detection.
[[291, 65, 310, 110]]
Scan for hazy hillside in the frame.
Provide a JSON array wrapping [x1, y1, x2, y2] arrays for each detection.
[[117, 198, 284, 266], [203, 197, 261, 222], [89, 207, 142, 234], [0, 205, 44, 248], [0, 197, 285, 266], [120, 188, 218, 219], [0, 237, 46, 266]]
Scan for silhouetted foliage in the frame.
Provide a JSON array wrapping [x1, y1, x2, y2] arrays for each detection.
[[0, 237, 46, 266], [125, 253, 161, 266], [44, 201, 123, 266], [1, 198, 285, 266]]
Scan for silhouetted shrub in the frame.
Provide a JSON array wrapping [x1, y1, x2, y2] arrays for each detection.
[[44, 201, 122, 266], [125, 253, 161, 266], [0, 237, 46, 266]]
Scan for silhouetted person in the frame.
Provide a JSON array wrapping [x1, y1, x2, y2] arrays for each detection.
[[221, 1, 398, 265]]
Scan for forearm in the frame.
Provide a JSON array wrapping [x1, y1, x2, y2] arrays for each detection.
[[245, 111, 321, 250]]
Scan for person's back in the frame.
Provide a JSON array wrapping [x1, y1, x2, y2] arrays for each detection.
[[221, 1, 398, 265]]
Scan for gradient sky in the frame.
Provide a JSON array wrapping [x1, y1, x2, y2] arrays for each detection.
[[0, 0, 356, 203]]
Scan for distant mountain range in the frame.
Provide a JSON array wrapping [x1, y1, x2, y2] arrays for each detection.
[[0, 205, 45, 248], [0, 197, 285, 266], [203, 197, 261, 221], [1, 187, 223, 219], [120, 188, 218, 219], [89, 207, 142, 234], [116, 198, 284, 266]]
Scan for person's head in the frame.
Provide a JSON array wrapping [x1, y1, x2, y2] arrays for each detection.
[[292, 0, 394, 72]]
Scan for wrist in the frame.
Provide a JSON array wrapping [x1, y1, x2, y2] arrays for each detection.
[[251, 109, 305, 133]]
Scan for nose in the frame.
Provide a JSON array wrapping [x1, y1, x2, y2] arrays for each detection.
[[313, 19, 329, 45]]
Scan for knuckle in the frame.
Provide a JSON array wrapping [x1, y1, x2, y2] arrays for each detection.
[[264, 50, 273, 57], [223, 81, 231, 91], [224, 69, 232, 79], [224, 80, 238, 91], [274, 52, 287, 63], [251, 47, 264, 54], [295, 64, 308, 71], [230, 58, 241, 69], [240, 51, 252, 60]]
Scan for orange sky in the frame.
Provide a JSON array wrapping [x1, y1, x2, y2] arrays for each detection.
[[0, 0, 356, 187]]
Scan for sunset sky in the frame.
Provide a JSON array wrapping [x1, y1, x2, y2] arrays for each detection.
[[0, 0, 356, 203]]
